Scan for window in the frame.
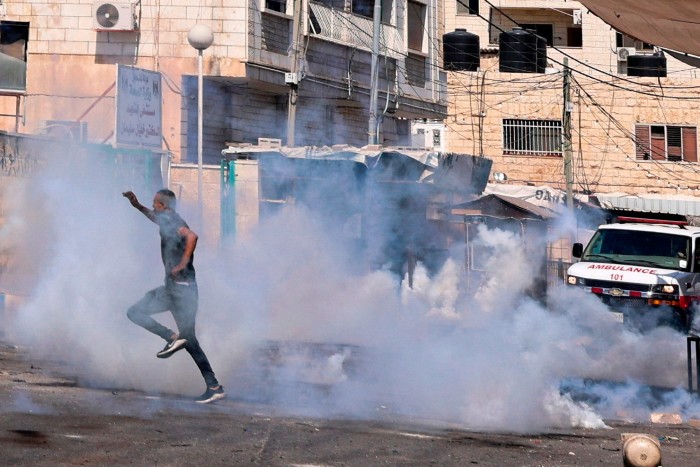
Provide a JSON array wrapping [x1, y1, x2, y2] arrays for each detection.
[[521, 23, 553, 46], [567, 27, 582, 47], [635, 124, 698, 162], [352, 0, 393, 23], [456, 0, 479, 15], [503, 119, 562, 156], [265, 0, 287, 13], [407, 0, 426, 52], [616, 32, 653, 51], [584, 229, 691, 271], [406, 53, 426, 86], [0, 21, 29, 92]]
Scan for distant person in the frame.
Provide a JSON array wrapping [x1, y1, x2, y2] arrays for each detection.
[[122, 189, 225, 404]]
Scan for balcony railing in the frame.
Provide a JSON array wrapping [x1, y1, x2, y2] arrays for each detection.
[[308, 2, 403, 59]]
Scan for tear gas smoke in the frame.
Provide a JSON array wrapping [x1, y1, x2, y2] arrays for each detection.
[[2, 390, 55, 415], [2, 150, 699, 433]]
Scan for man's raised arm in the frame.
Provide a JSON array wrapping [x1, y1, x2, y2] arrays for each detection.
[[122, 191, 157, 223]]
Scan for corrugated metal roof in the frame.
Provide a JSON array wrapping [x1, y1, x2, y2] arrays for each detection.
[[449, 193, 556, 220], [594, 194, 700, 216], [490, 194, 557, 219], [222, 144, 493, 194]]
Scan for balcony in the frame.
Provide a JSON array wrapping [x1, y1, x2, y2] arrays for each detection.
[[308, 2, 403, 59]]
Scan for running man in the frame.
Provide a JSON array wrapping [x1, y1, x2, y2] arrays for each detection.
[[123, 189, 225, 404]]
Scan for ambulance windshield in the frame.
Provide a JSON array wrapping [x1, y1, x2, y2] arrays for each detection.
[[582, 229, 690, 271]]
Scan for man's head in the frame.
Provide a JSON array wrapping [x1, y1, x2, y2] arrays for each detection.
[[153, 189, 177, 211]]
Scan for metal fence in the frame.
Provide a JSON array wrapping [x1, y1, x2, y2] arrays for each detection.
[[547, 258, 572, 289]]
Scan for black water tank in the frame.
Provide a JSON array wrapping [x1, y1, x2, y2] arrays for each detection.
[[627, 53, 667, 77], [535, 34, 547, 73], [443, 29, 480, 71], [499, 27, 540, 73]]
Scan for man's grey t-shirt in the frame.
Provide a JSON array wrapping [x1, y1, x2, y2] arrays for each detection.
[[155, 210, 196, 283]]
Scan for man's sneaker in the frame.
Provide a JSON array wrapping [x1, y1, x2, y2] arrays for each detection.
[[195, 386, 226, 404], [156, 338, 188, 358]]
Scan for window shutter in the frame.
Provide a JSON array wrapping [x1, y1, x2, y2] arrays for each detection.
[[650, 126, 666, 160], [668, 126, 682, 161], [683, 127, 697, 162], [635, 125, 651, 160]]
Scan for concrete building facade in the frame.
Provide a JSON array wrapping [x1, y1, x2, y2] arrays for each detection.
[[0, 0, 451, 244], [0, 0, 448, 162], [443, 0, 700, 214]]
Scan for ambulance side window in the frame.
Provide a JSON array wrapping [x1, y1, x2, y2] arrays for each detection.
[[695, 238, 700, 271]]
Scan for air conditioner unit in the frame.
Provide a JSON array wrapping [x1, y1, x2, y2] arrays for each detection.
[[573, 10, 583, 25], [617, 47, 636, 62], [92, 2, 136, 31]]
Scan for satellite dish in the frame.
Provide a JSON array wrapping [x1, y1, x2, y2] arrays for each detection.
[[95, 3, 120, 28]]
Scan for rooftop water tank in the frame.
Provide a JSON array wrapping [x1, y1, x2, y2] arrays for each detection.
[[535, 34, 547, 73], [499, 27, 544, 73], [627, 52, 667, 77], [443, 29, 480, 72]]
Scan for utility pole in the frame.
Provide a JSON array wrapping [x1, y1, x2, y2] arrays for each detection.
[[562, 57, 574, 212], [287, 0, 303, 147], [367, 0, 381, 145]]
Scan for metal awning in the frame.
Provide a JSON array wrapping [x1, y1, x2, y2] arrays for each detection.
[[592, 193, 700, 216], [447, 193, 556, 221], [222, 144, 493, 194], [483, 183, 700, 218]]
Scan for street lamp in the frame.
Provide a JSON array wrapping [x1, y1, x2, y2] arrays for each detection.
[[187, 24, 214, 223]]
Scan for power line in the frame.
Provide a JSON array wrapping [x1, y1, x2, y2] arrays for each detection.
[[475, 0, 700, 98]]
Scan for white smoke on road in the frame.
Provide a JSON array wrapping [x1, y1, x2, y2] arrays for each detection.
[[2, 151, 699, 433]]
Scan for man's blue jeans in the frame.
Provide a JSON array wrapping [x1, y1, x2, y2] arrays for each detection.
[[127, 280, 219, 388]]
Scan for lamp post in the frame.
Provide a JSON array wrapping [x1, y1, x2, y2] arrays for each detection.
[[187, 24, 214, 222]]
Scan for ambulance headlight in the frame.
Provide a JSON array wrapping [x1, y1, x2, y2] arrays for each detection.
[[567, 275, 580, 285], [652, 284, 677, 294]]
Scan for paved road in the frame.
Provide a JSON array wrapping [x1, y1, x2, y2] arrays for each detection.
[[2, 340, 700, 466]]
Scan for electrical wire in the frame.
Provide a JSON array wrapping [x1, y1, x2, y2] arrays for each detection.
[[476, 0, 700, 97], [300, 0, 700, 191], [573, 80, 700, 185]]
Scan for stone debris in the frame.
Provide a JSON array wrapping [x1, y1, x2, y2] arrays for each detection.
[[650, 413, 683, 424]]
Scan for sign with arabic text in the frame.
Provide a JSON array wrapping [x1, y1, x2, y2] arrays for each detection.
[[116, 65, 162, 148]]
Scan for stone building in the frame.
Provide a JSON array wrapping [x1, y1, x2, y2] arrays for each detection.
[[443, 0, 700, 218], [0, 0, 449, 242], [1, 0, 447, 153]]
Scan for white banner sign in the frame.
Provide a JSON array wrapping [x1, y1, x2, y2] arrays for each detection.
[[116, 65, 162, 148]]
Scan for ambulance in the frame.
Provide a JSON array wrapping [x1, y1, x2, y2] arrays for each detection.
[[566, 221, 700, 332]]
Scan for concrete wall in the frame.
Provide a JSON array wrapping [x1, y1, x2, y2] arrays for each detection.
[[445, 1, 699, 77], [444, 1, 700, 197], [0, 0, 444, 167], [233, 159, 261, 237], [0, 1, 248, 163], [447, 68, 700, 195], [168, 159, 260, 246], [180, 73, 413, 165]]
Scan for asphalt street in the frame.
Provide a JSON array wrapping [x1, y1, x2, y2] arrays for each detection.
[[2, 338, 700, 466]]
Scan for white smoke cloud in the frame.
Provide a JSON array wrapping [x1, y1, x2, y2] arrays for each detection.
[[1, 151, 696, 433]]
